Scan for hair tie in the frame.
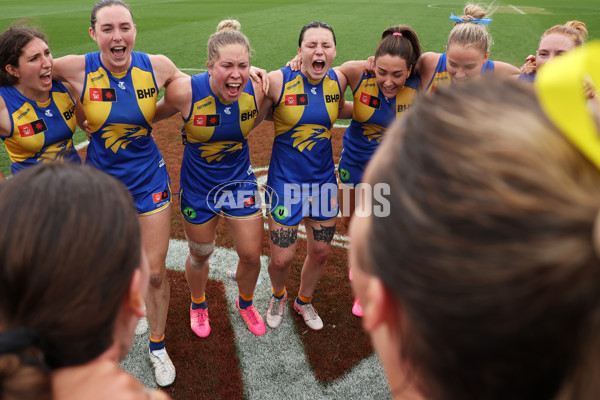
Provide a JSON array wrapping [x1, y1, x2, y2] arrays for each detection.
[[393, 32, 403, 37], [0, 327, 43, 355], [449, 12, 492, 25]]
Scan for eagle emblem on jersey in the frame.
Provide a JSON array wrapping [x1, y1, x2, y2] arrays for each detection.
[[36, 140, 71, 162], [291, 124, 331, 152], [101, 123, 147, 153], [198, 141, 242, 163], [361, 123, 384, 142]]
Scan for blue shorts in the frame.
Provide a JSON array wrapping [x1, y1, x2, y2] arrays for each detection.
[[266, 183, 339, 228], [134, 174, 172, 216], [338, 150, 365, 187], [180, 180, 262, 225]]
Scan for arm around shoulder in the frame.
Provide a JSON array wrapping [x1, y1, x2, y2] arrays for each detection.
[[53, 55, 86, 84], [335, 69, 348, 112], [416, 52, 440, 89], [335, 60, 366, 92], [266, 70, 284, 103], [148, 54, 187, 90], [255, 71, 282, 126], [154, 75, 191, 123], [251, 77, 267, 127], [0, 95, 11, 137], [494, 61, 521, 77]]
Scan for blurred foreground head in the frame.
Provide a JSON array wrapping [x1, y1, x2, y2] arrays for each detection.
[[350, 43, 600, 400], [0, 163, 143, 400]]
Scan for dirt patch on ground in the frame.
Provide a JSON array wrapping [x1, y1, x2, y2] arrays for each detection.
[[80, 116, 371, 396]]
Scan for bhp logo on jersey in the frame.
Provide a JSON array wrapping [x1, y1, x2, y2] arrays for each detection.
[[397, 104, 411, 113], [194, 114, 220, 127], [207, 180, 269, 219], [285, 94, 308, 106], [360, 93, 381, 109], [325, 94, 340, 103], [241, 109, 258, 121], [90, 88, 117, 102], [63, 105, 75, 121], [137, 88, 157, 99], [18, 119, 47, 137]]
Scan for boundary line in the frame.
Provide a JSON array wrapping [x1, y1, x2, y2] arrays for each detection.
[[509, 4, 526, 14], [75, 140, 89, 151]]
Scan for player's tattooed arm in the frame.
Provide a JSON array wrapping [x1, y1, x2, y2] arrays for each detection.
[[270, 227, 298, 248], [312, 224, 335, 243]]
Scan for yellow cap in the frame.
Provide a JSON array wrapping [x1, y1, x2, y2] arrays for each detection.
[[536, 41, 600, 168]]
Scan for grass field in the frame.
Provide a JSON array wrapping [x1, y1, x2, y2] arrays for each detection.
[[0, 0, 599, 175]]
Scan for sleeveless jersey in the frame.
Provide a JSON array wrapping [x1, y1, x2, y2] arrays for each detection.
[[342, 73, 419, 165], [82, 51, 166, 194], [518, 71, 536, 82], [0, 81, 80, 174], [181, 72, 258, 195], [425, 52, 495, 93], [268, 66, 341, 191]]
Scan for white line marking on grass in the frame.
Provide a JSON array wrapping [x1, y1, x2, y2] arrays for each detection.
[[427, 3, 463, 9], [75, 141, 89, 151], [120, 240, 388, 399], [509, 4, 526, 14]]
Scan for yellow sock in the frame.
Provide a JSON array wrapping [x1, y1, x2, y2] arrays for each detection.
[[297, 293, 312, 304], [272, 287, 286, 298], [191, 294, 205, 304], [150, 333, 165, 343], [239, 291, 254, 302]]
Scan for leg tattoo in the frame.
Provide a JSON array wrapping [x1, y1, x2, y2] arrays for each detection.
[[270, 227, 298, 248], [312, 224, 335, 243]]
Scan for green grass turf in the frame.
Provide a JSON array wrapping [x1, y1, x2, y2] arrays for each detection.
[[1, 0, 599, 176]]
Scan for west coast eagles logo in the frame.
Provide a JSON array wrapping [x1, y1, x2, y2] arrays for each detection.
[[198, 141, 242, 163], [361, 123, 384, 142], [100, 124, 147, 153], [35, 140, 71, 163], [291, 124, 331, 152]]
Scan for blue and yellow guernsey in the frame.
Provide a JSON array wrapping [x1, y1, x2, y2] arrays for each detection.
[[268, 66, 341, 192], [181, 72, 258, 195], [340, 73, 418, 177], [82, 51, 166, 194], [425, 52, 495, 93], [0, 81, 80, 174]]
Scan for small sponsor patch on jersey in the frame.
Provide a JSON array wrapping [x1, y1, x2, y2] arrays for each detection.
[[339, 168, 350, 182], [274, 205, 289, 220], [18, 118, 47, 137], [194, 114, 220, 127], [183, 207, 197, 220], [89, 88, 117, 102], [285, 94, 309, 106], [359, 92, 381, 109], [244, 195, 256, 207], [152, 190, 169, 203]]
